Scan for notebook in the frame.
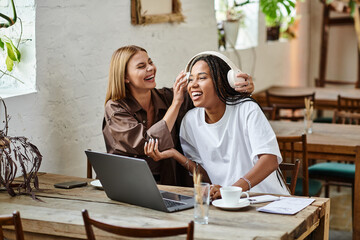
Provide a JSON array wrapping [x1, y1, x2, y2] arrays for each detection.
[[85, 150, 194, 212]]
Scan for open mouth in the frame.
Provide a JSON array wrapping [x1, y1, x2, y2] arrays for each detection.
[[144, 75, 155, 81], [191, 91, 203, 101]]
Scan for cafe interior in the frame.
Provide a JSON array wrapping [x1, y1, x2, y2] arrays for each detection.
[[1, 0, 360, 239]]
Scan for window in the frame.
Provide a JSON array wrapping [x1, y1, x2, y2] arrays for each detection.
[[214, 0, 259, 50], [0, 0, 36, 98]]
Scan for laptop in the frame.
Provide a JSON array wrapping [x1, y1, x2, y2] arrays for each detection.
[[85, 150, 194, 212]]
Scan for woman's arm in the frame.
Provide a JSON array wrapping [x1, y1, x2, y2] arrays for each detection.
[[210, 154, 279, 199], [144, 140, 211, 183], [104, 102, 175, 155], [233, 154, 279, 190]]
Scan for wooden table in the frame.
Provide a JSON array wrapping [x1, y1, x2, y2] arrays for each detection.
[[0, 173, 330, 240], [270, 121, 360, 240], [253, 85, 360, 110]]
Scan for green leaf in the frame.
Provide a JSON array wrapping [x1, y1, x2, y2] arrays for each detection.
[[349, 0, 355, 16], [6, 56, 14, 72], [0, 38, 4, 50], [283, 4, 292, 16], [5, 40, 21, 62]]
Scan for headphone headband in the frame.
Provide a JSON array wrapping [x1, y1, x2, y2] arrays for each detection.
[[184, 51, 245, 88], [184, 51, 239, 73]]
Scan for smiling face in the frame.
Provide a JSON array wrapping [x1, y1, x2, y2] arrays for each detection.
[[187, 60, 224, 109], [126, 51, 157, 94]]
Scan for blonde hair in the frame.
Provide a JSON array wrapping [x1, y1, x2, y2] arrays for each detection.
[[105, 45, 147, 104]]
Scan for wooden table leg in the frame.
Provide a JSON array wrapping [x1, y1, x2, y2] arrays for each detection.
[[312, 198, 330, 240]]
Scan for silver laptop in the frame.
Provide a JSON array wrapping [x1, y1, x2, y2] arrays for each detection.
[[85, 150, 194, 212]]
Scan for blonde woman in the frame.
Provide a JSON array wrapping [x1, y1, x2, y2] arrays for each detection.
[[103, 46, 254, 186]]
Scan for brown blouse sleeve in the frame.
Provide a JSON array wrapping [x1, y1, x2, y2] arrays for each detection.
[[103, 101, 174, 156]]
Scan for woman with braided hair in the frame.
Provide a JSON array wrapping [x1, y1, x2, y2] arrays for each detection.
[[144, 52, 289, 197]]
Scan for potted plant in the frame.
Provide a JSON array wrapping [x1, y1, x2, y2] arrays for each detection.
[[259, 0, 297, 41], [216, 0, 246, 49]]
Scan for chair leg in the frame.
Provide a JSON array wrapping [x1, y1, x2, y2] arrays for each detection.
[[352, 185, 355, 231], [325, 182, 330, 198]]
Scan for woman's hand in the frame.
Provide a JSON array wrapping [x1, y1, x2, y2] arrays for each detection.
[[172, 70, 188, 105], [210, 184, 222, 200], [144, 138, 174, 161], [162, 71, 188, 132], [234, 73, 254, 95]]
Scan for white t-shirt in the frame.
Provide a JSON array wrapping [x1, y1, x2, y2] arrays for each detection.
[[179, 100, 289, 195]]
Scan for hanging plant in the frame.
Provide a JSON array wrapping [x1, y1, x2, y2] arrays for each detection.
[[0, 97, 42, 198]]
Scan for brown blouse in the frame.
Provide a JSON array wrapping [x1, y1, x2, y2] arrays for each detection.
[[102, 88, 194, 186]]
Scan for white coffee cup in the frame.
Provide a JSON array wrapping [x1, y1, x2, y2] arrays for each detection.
[[220, 186, 249, 206]]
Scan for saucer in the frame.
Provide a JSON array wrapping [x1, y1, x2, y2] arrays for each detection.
[[90, 180, 103, 190], [212, 199, 250, 210]]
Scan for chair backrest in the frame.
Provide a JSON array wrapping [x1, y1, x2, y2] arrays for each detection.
[[261, 106, 276, 120], [334, 95, 360, 125], [332, 110, 360, 125], [82, 209, 194, 240], [278, 160, 300, 195], [316, 0, 360, 89], [87, 158, 93, 179], [337, 95, 360, 113], [86, 148, 94, 179], [276, 134, 309, 196], [265, 90, 315, 121], [0, 211, 25, 240]]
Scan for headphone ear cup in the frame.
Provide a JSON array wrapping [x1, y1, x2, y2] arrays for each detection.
[[227, 69, 236, 88], [227, 69, 246, 88]]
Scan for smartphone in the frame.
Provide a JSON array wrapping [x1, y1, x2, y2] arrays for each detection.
[[54, 181, 87, 189]]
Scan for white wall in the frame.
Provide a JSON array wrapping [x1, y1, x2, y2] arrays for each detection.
[[4, 0, 218, 177], [4, 0, 343, 178]]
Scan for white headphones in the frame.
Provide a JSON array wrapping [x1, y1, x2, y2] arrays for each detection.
[[184, 51, 245, 88]]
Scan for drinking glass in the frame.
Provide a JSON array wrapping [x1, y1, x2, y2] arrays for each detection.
[[194, 182, 210, 224], [304, 109, 313, 134]]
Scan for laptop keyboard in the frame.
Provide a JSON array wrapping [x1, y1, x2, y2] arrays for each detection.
[[164, 199, 186, 208]]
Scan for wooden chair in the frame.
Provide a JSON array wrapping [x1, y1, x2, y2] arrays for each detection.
[[265, 90, 315, 121], [276, 135, 322, 196], [337, 95, 360, 113], [333, 110, 360, 125], [309, 110, 360, 194], [309, 97, 360, 232], [86, 149, 94, 179], [278, 160, 300, 195], [82, 209, 194, 240], [87, 159, 93, 179], [316, 0, 360, 89], [0, 211, 25, 240], [261, 106, 276, 120]]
